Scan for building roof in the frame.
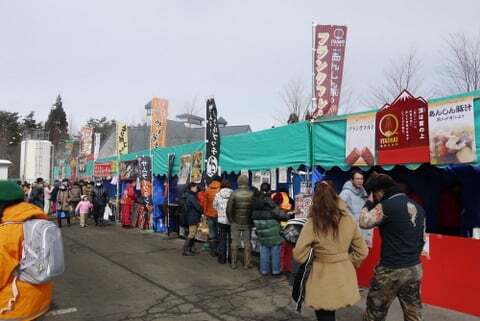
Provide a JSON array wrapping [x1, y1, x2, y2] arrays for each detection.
[[97, 119, 252, 158]]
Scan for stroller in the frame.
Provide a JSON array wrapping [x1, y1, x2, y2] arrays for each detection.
[[280, 218, 308, 245]]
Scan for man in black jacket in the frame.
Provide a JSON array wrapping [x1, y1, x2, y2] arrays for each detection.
[[360, 174, 425, 321], [92, 181, 109, 226]]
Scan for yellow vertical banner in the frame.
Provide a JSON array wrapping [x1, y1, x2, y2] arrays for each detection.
[[150, 97, 169, 149], [117, 122, 129, 155]]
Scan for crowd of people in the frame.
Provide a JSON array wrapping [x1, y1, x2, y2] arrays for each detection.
[[176, 173, 426, 321], [19, 178, 110, 228], [0, 171, 427, 321]]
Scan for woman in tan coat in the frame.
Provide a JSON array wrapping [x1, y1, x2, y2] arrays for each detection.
[[293, 182, 369, 321]]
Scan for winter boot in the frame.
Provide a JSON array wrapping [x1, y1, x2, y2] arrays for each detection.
[[231, 248, 238, 269], [244, 246, 253, 269], [209, 239, 218, 257], [188, 238, 197, 254], [183, 238, 194, 256]]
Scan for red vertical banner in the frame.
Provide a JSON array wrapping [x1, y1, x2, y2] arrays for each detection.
[[376, 90, 430, 165], [313, 25, 347, 118]]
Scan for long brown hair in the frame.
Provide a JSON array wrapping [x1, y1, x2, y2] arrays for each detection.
[[310, 182, 345, 239]]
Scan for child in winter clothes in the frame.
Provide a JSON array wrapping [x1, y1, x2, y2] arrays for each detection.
[[76, 195, 93, 227]]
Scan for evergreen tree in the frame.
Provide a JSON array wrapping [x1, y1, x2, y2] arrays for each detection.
[[0, 111, 22, 178], [21, 111, 43, 134], [45, 95, 69, 149]]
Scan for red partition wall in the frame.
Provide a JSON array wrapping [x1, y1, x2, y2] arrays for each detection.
[[356, 229, 480, 317]]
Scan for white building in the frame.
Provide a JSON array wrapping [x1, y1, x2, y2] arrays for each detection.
[[20, 140, 53, 183], [0, 160, 12, 180]]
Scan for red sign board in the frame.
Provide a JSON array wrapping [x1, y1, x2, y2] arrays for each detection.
[[376, 90, 430, 165], [94, 163, 112, 178], [313, 25, 347, 118]]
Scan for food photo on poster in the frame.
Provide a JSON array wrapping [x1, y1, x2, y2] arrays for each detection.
[[429, 97, 477, 164]]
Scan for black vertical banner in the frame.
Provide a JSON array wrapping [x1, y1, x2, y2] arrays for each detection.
[[138, 156, 152, 207], [205, 98, 220, 179], [137, 156, 152, 230]]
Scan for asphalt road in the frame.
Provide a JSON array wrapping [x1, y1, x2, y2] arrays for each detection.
[[40, 222, 479, 321]]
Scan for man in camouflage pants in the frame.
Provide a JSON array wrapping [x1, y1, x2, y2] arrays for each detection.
[[360, 174, 425, 321]]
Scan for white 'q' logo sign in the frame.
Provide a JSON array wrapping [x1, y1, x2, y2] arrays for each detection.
[[206, 156, 218, 177]]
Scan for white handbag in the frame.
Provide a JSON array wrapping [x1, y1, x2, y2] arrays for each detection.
[[103, 205, 112, 220]]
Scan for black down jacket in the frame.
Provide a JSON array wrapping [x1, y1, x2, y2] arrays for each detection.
[[92, 185, 109, 206]]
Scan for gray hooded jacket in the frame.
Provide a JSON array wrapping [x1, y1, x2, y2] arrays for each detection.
[[339, 180, 367, 220]]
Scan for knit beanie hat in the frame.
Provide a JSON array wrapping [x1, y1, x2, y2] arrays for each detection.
[[0, 180, 25, 203]]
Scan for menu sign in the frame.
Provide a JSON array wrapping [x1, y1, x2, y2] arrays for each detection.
[[429, 97, 476, 164], [376, 90, 430, 165]]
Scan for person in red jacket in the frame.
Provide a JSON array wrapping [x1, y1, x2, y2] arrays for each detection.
[[120, 182, 136, 227], [204, 178, 222, 257]]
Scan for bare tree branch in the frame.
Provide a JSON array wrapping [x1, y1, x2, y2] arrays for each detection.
[[363, 49, 426, 107], [275, 78, 311, 124], [438, 32, 480, 94], [182, 95, 202, 117]]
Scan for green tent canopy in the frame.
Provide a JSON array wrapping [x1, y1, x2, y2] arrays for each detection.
[[84, 89, 480, 180], [220, 121, 311, 173]]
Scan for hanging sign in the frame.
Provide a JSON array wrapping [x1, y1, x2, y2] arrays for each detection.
[[345, 113, 376, 166], [295, 193, 313, 219], [205, 98, 220, 178], [271, 169, 277, 191], [376, 90, 430, 165], [252, 171, 262, 190], [178, 154, 192, 185], [120, 160, 138, 180], [190, 151, 203, 183], [428, 96, 476, 164], [94, 163, 112, 178], [278, 168, 288, 184], [313, 24, 348, 118]]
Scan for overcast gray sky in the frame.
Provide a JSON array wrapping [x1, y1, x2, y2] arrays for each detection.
[[2, 0, 480, 132]]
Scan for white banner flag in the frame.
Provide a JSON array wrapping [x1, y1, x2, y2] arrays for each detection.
[[93, 133, 101, 160]]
